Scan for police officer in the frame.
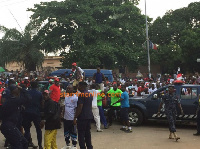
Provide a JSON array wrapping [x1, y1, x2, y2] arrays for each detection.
[[1, 84, 30, 148], [193, 94, 200, 136], [157, 86, 184, 141]]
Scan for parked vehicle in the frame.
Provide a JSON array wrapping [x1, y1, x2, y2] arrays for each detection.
[[49, 69, 113, 82], [127, 84, 200, 126]]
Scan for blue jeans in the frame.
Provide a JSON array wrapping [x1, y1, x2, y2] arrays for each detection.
[[98, 106, 107, 127]]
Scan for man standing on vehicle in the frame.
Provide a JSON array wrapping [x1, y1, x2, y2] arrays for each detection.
[[93, 67, 105, 91], [157, 86, 184, 141], [112, 85, 132, 133], [71, 62, 85, 90], [107, 84, 123, 126]]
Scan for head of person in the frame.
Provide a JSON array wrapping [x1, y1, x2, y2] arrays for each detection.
[[140, 81, 145, 88], [30, 81, 38, 89], [66, 85, 73, 94], [97, 67, 101, 73], [91, 83, 96, 89], [151, 84, 155, 89], [54, 78, 60, 86], [10, 84, 20, 97], [121, 85, 126, 92], [8, 79, 16, 87], [43, 90, 50, 100], [78, 82, 87, 91], [49, 79, 54, 85], [168, 86, 175, 94], [72, 62, 77, 69], [113, 84, 118, 91]]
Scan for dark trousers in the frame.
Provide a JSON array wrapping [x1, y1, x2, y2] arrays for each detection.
[[197, 109, 200, 133], [98, 106, 107, 127], [108, 106, 120, 124], [77, 119, 93, 149], [64, 120, 77, 146], [1, 122, 28, 149], [23, 113, 42, 147], [166, 111, 176, 132]]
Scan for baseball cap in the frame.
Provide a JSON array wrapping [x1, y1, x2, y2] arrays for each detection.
[[54, 78, 59, 82], [49, 79, 54, 82], [24, 77, 28, 80], [72, 62, 77, 66]]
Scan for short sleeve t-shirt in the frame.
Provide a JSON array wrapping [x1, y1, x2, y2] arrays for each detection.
[[77, 90, 93, 120], [121, 91, 130, 108], [49, 84, 61, 103], [88, 89, 100, 107], [97, 89, 104, 106], [107, 89, 123, 107], [64, 95, 78, 120]]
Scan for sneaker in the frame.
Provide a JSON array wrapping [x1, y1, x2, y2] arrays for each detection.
[[71, 146, 77, 149], [61, 145, 71, 149], [104, 125, 109, 129], [120, 127, 127, 131], [97, 129, 103, 132], [125, 129, 132, 133]]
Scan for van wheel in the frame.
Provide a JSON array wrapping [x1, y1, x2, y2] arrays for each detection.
[[129, 108, 143, 126]]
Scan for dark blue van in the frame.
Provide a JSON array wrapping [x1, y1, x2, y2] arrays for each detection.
[[49, 69, 113, 82]]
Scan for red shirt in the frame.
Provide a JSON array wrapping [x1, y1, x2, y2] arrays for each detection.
[[0, 88, 5, 105], [137, 86, 146, 96], [49, 84, 61, 103]]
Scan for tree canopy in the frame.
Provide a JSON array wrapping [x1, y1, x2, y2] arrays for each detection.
[[29, 0, 147, 70], [0, 23, 44, 71], [149, 2, 200, 73]]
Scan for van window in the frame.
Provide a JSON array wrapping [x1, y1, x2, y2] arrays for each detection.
[[181, 88, 197, 99]]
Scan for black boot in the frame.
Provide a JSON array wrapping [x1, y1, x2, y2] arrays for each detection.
[[193, 132, 200, 136]]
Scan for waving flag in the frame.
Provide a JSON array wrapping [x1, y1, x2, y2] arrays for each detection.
[[149, 41, 157, 50]]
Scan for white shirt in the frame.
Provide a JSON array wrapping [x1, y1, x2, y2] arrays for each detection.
[[64, 95, 78, 120], [149, 88, 157, 94], [88, 89, 100, 107]]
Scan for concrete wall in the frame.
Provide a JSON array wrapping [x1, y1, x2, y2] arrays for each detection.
[[5, 56, 62, 71]]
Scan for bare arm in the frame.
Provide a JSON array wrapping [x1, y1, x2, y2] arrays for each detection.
[[74, 104, 83, 119], [157, 102, 163, 113]]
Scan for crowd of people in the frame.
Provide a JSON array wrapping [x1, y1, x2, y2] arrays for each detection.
[[0, 63, 200, 149]]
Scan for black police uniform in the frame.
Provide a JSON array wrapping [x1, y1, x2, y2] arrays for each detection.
[[161, 93, 180, 132], [196, 99, 200, 134], [1, 87, 30, 149]]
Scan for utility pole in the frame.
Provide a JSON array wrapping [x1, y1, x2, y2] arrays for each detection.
[[145, 0, 151, 78]]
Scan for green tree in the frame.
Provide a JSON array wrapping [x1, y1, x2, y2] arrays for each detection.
[[29, 0, 146, 71], [149, 2, 200, 73], [0, 24, 44, 71]]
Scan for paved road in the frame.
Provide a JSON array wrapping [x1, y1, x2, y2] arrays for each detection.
[[0, 122, 200, 149]]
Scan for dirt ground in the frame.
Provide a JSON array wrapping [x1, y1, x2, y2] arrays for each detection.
[[0, 122, 200, 149]]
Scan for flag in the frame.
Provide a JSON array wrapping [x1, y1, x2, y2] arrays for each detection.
[[149, 41, 157, 50]]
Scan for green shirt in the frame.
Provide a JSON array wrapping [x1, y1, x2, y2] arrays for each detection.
[[97, 89, 104, 106], [107, 88, 123, 107]]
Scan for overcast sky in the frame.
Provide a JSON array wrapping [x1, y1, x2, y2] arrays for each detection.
[[0, 0, 199, 31]]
